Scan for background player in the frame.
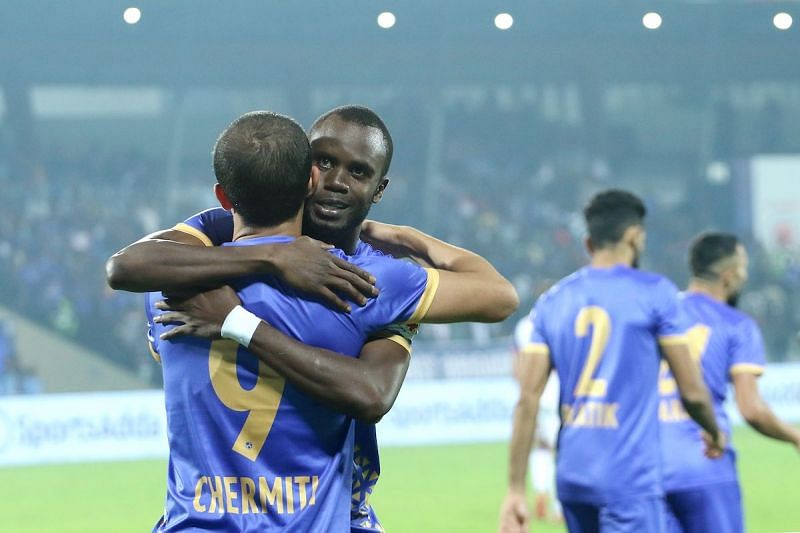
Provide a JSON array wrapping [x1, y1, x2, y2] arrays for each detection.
[[512, 316, 561, 523], [659, 232, 800, 533], [109, 105, 519, 531], [499, 189, 724, 533]]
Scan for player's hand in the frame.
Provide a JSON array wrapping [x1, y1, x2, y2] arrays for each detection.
[[701, 430, 726, 459], [154, 285, 241, 340], [268, 236, 378, 313], [498, 491, 530, 533]]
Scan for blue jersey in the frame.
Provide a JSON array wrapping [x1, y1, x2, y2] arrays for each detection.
[[523, 265, 687, 504], [174, 208, 418, 530], [146, 235, 437, 532], [660, 292, 766, 491]]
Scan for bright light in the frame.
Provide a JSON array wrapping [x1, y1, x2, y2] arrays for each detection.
[[495, 13, 513, 31], [706, 161, 731, 185], [642, 12, 662, 30], [377, 12, 396, 29], [123, 7, 141, 25], [773, 12, 793, 31]]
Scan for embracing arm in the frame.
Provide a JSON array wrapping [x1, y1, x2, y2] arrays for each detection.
[[361, 221, 519, 322], [106, 229, 377, 312], [106, 229, 264, 292], [156, 286, 409, 423]]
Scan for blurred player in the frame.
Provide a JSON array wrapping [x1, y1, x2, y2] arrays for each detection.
[[110, 106, 519, 531], [659, 232, 800, 533], [512, 316, 561, 523], [500, 189, 724, 533]]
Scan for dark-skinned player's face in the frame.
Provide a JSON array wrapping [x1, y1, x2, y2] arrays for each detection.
[[303, 117, 389, 238]]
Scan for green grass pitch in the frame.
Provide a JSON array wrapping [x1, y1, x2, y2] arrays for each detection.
[[0, 426, 797, 532]]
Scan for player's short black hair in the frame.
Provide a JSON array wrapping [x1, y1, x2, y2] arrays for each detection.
[[309, 105, 394, 177], [689, 232, 740, 279], [583, 189, 647, 248], [213, 111, 311, 228]]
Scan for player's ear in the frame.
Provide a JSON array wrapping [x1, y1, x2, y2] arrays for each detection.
[[622, 225, 645, 250], [584, 236, 595, 255], [214, 183, 234, 211], [372, 177, 389, 204], [307, 166, 320, 198]]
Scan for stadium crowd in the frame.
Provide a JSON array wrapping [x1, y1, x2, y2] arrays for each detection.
[[0, 119, 798, 389]]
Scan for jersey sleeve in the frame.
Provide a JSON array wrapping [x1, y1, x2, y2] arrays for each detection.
[[143, 293, 162, 363], [729, 317, 767, 378], [653, 278, 689, 347], [359, 257, 439, 332], [521, 299, 551, 358], [367, 322, 420, 353], [172, 208, 234, 247]]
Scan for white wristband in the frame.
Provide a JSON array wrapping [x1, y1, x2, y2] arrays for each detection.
[[220, 305, 262, 348]]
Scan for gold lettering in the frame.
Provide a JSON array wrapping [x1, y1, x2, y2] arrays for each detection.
[[193, 477, 208, 513], [285, 477, 295, 514], [561, 402, 619, 428], [603, 403, 619, 428], [241, 477, 259, 514], [209, 476, 225, 514], [295, 476, 310, 510], [310, 476, 319, 506], [224, 476, 239, 514], [259, 476, 284, 514]]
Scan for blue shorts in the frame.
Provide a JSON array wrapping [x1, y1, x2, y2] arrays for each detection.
[[561, 496, 666, 533], [665, 481, 743, 533]]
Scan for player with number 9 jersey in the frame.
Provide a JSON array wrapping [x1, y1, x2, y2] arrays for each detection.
[[146, 234, 438, 532], [525, 265, 687, 507]]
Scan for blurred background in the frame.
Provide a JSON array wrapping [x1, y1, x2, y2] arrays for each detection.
[[1, 1, 799, 531]]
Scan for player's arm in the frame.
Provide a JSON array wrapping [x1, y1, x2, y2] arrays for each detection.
[[360, 221, 519, 322], [106, 230, 377, 313], [155, 286, 409, 424], [499, 345, 551, 533], [733, 371, 800, 451], [661, 341, 725, 455]]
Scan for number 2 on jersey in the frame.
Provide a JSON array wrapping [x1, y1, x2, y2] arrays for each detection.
[[574, 306, 610, 398], [209, 340, 285, 461]]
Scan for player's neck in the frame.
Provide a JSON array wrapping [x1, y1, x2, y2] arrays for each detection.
[[687, 279, 727, 303], [590, 245, 634, 269], [306, 227, 360, 254], [231, 210, 304, 241]]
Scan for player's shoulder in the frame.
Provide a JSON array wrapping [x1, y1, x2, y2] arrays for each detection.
[[720, 304, 758, 331], [683, 291, 754, 328], [185, 206, 230, 222], [353, 239, 391, 258], [346, 251, 422, 288], [628, 268, 675, 288], [535, 271, 582, 307]]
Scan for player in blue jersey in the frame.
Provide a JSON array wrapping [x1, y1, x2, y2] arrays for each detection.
[[659, 232, 800, 533], [143, 110, 518, 531], [500, 190, 724, 533], [109, 106, 519, 531]]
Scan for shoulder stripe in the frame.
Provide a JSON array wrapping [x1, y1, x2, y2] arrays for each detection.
[[172, 223, 213, 247], [406, 268, 440, 324], [658, 334, 688, 347], [367, 333, 412, 354], [520, 342, 550, 357], [730, 363, 764, 377]]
